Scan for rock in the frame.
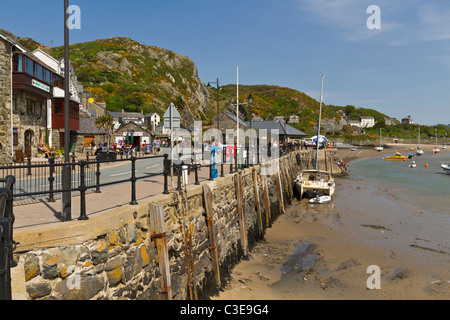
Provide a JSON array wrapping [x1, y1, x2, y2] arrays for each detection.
[[41, 254, 58, 280], [90, 240, 108, 265], [26, 282, 52, 300], [388, 267, 413, 280], [53, 276, 105, 300], [23, 254, 40, 281], [336, 259, 361, 271]]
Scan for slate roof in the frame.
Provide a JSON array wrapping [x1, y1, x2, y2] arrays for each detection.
[[244, 120, 307, 137], [78, 118, 107, 135]]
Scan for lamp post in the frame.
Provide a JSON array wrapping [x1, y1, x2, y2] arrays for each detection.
[[247, 94, 254, 130], [248, 94, 254, 166], [62, 0, 72, 221], [207, 79, 221, 132]]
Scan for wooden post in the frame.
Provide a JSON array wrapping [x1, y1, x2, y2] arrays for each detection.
[[252, 168, 263, 237], [275, 173, 285, 216], [261, 174, 271, 227], [235, 173, 248, 257], [202, 184, 221, 287], [149, 203, 172, 300]]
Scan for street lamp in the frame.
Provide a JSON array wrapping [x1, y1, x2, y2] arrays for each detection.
[[248, 94, 254, 166], [207, 79, 221, 132], [247, 94, 254, 129]]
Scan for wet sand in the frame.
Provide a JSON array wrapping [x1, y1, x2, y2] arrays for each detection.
[[212, 144, 449, 300]]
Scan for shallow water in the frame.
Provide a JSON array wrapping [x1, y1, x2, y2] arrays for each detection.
[[348, 151, 450, 216]]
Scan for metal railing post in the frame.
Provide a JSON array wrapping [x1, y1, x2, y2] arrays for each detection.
[[78, 161, 88, 221], [221, 147, 225, 177], [48, 158, 55, 203], [0, 178, 15, 301], [130, 157, 138, 205], [163, 155, 170, 194], [27, 155, 32, 176], [194, 164, 200, 185], [95, 156, 101, 194]]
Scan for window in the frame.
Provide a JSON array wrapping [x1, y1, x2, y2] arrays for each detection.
[[26, 99, 34, 115], [25, 57, 34, 76], [13, 54, 23, 72], [36, 64, 44, 81], [13, 128, 18, 146], [53, 102, 63, 114]]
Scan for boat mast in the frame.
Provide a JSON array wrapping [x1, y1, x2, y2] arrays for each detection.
[[315, 74, 325, 170]]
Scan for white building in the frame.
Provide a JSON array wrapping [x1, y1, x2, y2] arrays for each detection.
[[145, 113, 161, 131], [347, 116, 375, 128], [360, 116, 375, 128]]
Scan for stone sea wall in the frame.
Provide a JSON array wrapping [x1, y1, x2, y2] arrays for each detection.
[[12, 149, 340, 300]]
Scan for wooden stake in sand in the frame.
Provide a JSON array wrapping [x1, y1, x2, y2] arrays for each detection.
[[149, 203, 172, 300]]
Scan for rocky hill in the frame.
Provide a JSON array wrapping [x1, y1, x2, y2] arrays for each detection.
[[49, 37, 210, 125]]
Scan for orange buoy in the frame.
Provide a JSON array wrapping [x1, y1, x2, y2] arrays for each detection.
[[425, 164, 429, 168], [403, 159, 406, 162]]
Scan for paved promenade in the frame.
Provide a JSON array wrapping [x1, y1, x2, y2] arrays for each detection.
[[11, 153, 217, 229]]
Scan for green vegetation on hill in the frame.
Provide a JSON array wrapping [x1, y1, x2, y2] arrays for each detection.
[[49, 37, 208, 123], [213, 84, 340, 135]]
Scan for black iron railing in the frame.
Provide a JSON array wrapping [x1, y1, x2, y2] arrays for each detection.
[[0, 176, 16, 301]]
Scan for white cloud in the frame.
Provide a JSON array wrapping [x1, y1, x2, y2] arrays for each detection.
[[294, 0, 403, 42]]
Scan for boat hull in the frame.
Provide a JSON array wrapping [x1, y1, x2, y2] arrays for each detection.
[[295, 170, 335, 199]]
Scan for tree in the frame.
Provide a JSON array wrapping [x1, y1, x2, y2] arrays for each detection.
[[95, 113, 114, 153]]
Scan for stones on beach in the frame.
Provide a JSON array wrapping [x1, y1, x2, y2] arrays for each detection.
[[387, 267, 413, 281]]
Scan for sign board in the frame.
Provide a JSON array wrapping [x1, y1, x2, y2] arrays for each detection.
[[32, 79, 50, 93]]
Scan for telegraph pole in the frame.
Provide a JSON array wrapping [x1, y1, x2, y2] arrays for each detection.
[[62, 0, 72, 221]]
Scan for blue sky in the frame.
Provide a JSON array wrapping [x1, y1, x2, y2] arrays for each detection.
[[1, 0, 449, 125]]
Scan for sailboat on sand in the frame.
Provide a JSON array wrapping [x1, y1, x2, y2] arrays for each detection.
[[294, 74, 335, 203]]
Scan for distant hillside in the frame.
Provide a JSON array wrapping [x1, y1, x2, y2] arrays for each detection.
[[49, 37, 210, 125], [213, 84, 343, 134]]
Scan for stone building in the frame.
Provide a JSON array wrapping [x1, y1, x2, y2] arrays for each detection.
[[1, 32, 55, 162], [0, 31, 80, 162], [0, 33, 14, 163]]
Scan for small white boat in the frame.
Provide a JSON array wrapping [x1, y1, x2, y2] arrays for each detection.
[[295, 170, 335, 199], [309, 196, 332, 204], [416, 127, 424, 155], [409, 161, 416, 168], [442, 162, 450, 174], [376, 128, 384, 152], [443, 144, 446, 150], [433, 129, 440, 154]]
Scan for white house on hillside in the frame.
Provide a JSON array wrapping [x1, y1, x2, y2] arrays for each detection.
[[347, 116, 375, 128]]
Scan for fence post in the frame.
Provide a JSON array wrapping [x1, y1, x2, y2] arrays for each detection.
[[0, 184, 14, 301], [78, 161, 89, 221], [48, 158, 55, 203], [163, 155, 170, 195], [130, 157, 138, 205], [194, 164, 200, 186], [95, 156, 101, 194], [27, 155, 32, 176], [71, 153, 76, 171], [221, 147, 225, 177]]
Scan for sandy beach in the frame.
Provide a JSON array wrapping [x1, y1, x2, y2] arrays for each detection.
[[212, 144, 449, 300]]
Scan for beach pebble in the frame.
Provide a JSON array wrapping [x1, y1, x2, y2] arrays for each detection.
[[388, 267, 413, 280]]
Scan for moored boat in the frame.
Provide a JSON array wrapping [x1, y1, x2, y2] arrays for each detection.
[[442, 162, 450, 174], [384, 152, 407, 161], [309, 195, 332, 204], [294, 170, 336, 199]]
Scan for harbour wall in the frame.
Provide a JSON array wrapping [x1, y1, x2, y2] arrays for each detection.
[[11, 149, 341, 300]]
